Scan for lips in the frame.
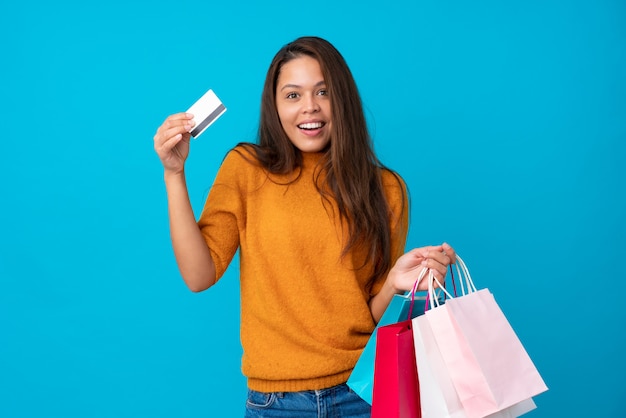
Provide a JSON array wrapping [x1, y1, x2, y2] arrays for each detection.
[[298, 121, 325, 130]]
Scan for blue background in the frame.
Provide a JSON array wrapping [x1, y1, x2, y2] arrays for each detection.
[[1, 0, 624, 416]]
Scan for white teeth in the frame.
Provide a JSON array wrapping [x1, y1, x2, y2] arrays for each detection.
[[298, 122, 323, 130]]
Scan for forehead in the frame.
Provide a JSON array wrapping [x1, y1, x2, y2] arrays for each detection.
[[277, 55, 325, 85]]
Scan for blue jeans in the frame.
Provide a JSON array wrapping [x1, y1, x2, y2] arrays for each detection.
[[244, 383, 371, 417]]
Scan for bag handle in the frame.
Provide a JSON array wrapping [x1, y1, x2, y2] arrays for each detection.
[[427, 255, 476, 310], [407, 266, 429, 321], [455, 255, 476, 294], [424, 264, 456, 313]]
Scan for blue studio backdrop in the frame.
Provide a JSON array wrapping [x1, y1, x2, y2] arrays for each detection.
[[1, 0, 624, 417]]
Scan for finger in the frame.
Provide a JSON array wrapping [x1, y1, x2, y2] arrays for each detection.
[[406, 245, 443, 259], [165, 112, 195, 122], [154, 121, 196, 146], [420, 258, 447, 279], [442, 242, 457, 263], [164, 116, 196, 133], [425, 248, 451, 267], [155, 114, 195, 135], [157, 133, 184, 154]]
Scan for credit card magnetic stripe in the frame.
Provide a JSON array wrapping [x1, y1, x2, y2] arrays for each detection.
[[190, 103, 226, 137]]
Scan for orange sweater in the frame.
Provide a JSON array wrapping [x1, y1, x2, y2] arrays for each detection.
[[197, 145, 409, 392]]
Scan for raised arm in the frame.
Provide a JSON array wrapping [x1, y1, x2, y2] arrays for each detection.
[[153, 113, 216, 292]]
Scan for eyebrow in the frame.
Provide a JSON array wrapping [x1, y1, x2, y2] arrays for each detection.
[[280, 80, 326, 91]]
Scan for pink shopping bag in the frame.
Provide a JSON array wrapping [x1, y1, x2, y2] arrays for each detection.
[[423, 257, 548, 418], [412, 313, 468, 418], [413, 300, 537, 418]]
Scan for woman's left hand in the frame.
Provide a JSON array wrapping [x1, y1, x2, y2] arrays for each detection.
[[388, 242, 456, 293]]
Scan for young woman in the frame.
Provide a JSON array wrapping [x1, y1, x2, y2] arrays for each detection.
[[153, 36, 455, 417]]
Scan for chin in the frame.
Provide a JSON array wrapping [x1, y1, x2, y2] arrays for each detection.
[[292, 138, 331, 154]]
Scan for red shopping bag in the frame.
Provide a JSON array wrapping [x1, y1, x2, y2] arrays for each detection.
[[371, 319, 421, 418], [348, 292, 429, 405]]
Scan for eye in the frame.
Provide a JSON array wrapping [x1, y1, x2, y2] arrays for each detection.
[[317, 89, 328, 96], [285, 92, 299, 99]]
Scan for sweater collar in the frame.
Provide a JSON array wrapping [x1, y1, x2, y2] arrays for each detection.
[[300, 151, 325, 171]]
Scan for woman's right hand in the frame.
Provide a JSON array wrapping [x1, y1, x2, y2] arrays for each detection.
[[153, 113, 196, 174]]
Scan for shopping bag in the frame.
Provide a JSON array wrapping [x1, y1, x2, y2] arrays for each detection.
[[371, 319, 421, 418], [413, 311, 467, 418], [423, 257, 548, 418], [486, 399, 537, 418], [413, 290, 538, 418], [348, 289, 428, 404]]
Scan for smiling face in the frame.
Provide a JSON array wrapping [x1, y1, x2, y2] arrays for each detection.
[[275, 55, 332, 153]]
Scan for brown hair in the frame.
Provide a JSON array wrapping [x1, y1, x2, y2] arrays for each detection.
[[241, 36, 406, 289]]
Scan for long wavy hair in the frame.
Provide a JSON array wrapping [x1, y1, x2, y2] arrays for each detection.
[[241, 36, 405, 290]]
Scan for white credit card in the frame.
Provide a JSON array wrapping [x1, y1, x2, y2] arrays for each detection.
[[186, 89, 227, 138]]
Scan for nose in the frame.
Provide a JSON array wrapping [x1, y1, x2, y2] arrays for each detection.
[[303, 94, 320, 113]]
